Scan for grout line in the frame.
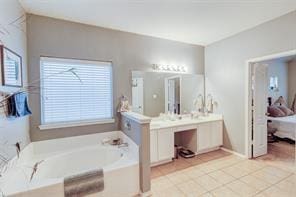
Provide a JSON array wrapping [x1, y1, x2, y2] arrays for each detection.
[[151, 150, 296, 196]]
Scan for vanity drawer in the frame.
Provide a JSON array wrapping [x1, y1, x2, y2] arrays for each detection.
[[175, 124, 197, 132]]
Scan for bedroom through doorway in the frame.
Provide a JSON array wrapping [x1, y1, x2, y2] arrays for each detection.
[[247, 51, 296, 171]]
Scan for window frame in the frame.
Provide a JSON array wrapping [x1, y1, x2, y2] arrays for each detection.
[[39, 56, 114, 130]]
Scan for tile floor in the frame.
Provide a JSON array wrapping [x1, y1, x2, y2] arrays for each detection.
[[256, 141, 295, 171], [151, 149, 296, 197]]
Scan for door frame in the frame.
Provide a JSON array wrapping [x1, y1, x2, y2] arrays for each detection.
[[245, 49, 296, 158], [132, 77, 144, 114], [165, 75, 182, 114]]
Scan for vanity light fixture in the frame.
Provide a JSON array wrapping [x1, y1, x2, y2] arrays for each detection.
[[152, 64, 187, 73]]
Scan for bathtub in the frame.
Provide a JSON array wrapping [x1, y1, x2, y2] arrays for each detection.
[[0, 131, 139, 197]]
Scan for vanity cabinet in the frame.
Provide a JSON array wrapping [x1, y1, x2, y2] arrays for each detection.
[[197, 123, 212, 151], [197, 120, 223, 152], [150, 128, 174, 164], [150, 115, 223, 166], [157, 128, 174, 161], [211, 120, 223, 147]]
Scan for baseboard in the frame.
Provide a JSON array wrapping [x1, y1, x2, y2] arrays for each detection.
[[140, 190, 152, 197], [196, 146, 220, 155], [221, 147, 247, 158], [151, 158, 172, 167]]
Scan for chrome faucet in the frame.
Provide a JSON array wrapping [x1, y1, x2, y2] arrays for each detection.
[[103, 137, 128, 148]]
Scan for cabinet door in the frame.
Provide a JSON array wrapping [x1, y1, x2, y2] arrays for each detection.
[[211, 121, 223, 147], [150, 130, 158, 163], [157, 128, 174, 161], [197, 123, 212, 151]]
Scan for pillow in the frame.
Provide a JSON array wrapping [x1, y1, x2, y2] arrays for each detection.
[[278, 105, 294, 116], [267, 106, 286, 117]]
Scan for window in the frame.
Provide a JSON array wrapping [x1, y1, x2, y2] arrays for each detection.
[[40, 57, 113, 128]]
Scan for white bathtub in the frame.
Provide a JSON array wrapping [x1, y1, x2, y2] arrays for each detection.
[[0, 131, 139, 197]]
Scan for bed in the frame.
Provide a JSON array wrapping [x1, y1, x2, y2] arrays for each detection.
[[268, 115, 296, 140]]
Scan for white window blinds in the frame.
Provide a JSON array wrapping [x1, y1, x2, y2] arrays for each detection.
[[40, 57, 113, 125]]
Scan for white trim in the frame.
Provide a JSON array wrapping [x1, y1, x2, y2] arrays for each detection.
[[245, 49, 296, 159], [40, 56, 112, 67], [121, 111, 151, 124], [151, 158, 173, 167], [221, 147, 247, 158], [39, 119, 115, 130], [196, 146, 220, 155], [140, 190, 152, 197], [164, 75, 182, 114]]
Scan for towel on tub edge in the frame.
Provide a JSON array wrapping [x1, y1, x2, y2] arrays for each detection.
[[64, 169, 104, 197]]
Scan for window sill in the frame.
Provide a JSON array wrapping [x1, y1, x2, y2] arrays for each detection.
[[39, 119, 115, 130]]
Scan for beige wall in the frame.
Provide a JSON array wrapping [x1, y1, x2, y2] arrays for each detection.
[[205, 11, 296, 155], [180, 74, 204, 113], [143, 72, 166, 117], [0, 0, 30, 164], [27, 14, 204, 141], [288, 59, 296, 107], [266, 59, 288, 102], [120, 114, 150, 193]]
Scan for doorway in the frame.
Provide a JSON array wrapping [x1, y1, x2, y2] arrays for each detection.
[[165, 75, 181, 114], [132, 77, 144, 114], [246, 50, 296, 169]]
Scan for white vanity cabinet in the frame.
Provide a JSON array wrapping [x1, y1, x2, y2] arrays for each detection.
[[197, 120, 223, 152], [150, 114, 223, 166], [157, 128, 174, 161], [197, 123, 212, 151], [150, 128, 174, 164]]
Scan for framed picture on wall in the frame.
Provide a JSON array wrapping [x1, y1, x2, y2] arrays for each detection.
[[0, 45, 23, 87]]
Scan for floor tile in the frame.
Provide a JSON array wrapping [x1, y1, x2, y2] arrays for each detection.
[[260, 186, 293, 197], [285, 174, 296, 183], [193, 174, 222, 191], [276, 178, 296, 194], [236, 159, 266, 171], [166, 171, 191, 185], [199, 193, 214, 197], [177, 180, 207, 195], [222, 165, 250, 178], [208, 170, 236, 185], [251, 169, 286, 184], [195, 162, 220, 173], [152, 186, 185, 197], [150, 148, 295, 197], [180, 166, 206, 179], [239, 175, 271, 191], [210, 186, 238, 197], [151, 177, 174, 192], [186, 156, 206, 166], [225, 180, 258, 197], [260, 166, 292, 179]]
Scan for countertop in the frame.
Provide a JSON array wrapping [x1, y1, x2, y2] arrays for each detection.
[[150, 114, 223, 130]]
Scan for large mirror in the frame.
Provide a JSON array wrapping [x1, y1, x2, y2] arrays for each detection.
[[131, 71, 204, 117]]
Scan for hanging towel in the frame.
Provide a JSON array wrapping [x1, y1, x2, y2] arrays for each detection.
[[64, 169, 104, 197], [7, 92, 32, 118], [292, 94, 296, 113]]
